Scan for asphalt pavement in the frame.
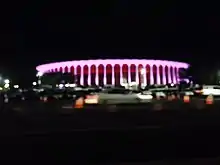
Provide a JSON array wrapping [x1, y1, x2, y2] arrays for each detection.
[[1, 96, 220, 132], [1, 97, 220, 161]]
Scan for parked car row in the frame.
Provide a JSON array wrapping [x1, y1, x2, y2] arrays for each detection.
[[2, 85, 220, 106]]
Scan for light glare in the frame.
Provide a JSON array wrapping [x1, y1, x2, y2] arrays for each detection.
[[4, 79, 10, 84]]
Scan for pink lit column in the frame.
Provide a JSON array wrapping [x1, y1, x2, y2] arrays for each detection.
[[95, 65, 99, 86], [120, 64, 123, 85], [168, 66, 172, 84], [136, 65, 139, 84], [172, 67, 177, 84], [88, 65, 91, 86], [128, 65, 131, 84], [73, 66, 77, 84], [80, 65, 84, 85], [112, 65, 115, 85], [103, 65, 107, 85], [145, 66, 148, 85], [176, 68, 179, 83], [143, 66, 147, 86], [162, 66, 166, 85], [150, 65, 154, 85], [156, 66, 161, 85], [74, 66, 76, 76]]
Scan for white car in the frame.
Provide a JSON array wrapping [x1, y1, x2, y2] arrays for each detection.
[[148, 88, 167, 98], [84, 88, 153, 105], [201, 85, 220, 96]]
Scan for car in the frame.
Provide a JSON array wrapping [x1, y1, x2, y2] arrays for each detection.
[[84, 88, 153, 105], [193, 85, 220, 97]]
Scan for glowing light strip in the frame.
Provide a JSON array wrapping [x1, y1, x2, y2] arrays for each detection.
[[36, 59, 189, 74]]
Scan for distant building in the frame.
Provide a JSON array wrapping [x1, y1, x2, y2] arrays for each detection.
[[36, 59, 189, 86]]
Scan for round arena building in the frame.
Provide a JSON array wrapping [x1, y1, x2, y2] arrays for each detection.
[[36, 59, 189, 86]]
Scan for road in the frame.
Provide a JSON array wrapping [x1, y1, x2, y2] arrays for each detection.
[[1, 96, 220, 131], [1, 97, 220, 161], [1, 108, 220, 162]]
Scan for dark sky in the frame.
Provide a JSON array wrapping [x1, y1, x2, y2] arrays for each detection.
[[0, 1, 220, 84]]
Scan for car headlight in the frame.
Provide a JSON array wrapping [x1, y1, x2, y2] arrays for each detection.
[[137, 93, 153, 100]]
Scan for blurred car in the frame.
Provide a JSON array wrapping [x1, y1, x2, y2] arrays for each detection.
[[84, 88, 153, 105], [193, 85, 220, 97]]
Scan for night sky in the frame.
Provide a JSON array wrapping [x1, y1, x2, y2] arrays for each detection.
[[0, 1, 219, 85]]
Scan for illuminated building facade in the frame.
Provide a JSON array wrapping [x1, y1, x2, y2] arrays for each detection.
[[36, 59, 189, 86]]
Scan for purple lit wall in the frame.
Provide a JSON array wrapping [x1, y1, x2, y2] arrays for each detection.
[[36, 59, 189, 86]]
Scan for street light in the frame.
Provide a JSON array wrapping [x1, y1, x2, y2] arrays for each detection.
[[36, 72, 43, 77], [4, 83, 9, 88], [4, 79, 10, 84], [59, 84, 64, 88], [36, 72, 43, 85], [13, 85, 19, 89]]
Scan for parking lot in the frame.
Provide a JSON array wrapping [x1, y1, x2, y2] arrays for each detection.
[[1, 95, 220, 133], [3, 95, 219, 114], [2, 95, 220, 161]]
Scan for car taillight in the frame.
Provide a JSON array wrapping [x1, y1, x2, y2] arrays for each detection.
[[43, 96, 48, 102], [84, 95, 99, 104], [195, 90, 202, 93]]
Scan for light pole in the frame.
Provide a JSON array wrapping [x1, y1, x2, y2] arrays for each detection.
[[3, 79, 10, 90], [4, 79, 10, 84], [36, 72, 43, 85]]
